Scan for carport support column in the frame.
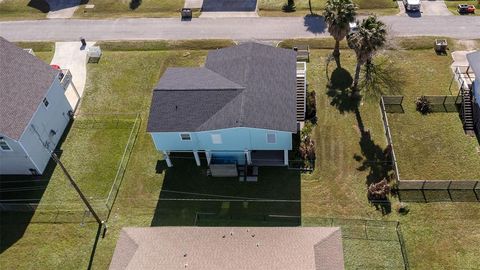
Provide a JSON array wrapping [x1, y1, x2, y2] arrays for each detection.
[[284, 150, 289, 166], [163, 151, 172, 167], [205, 151, 212, 165], [245, 150, 252, 165], [193, 151, 201, 166]]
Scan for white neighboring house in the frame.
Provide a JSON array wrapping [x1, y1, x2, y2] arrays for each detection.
[[0, 37, 74, 175]]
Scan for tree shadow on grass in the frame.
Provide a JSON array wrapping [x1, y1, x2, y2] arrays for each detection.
[[129, 0, 142, 10], [353, 107, 393, 215], [326, 66, 393, 214], [326, 67, 359, 114]]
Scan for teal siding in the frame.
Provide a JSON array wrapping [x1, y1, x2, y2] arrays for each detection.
[[150, 127, 292, 152]]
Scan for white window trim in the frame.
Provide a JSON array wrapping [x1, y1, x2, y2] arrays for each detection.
[[0, 139, 13, 151], [266, 132, 276, 144], [179, 133, 192, 141], [211, 134, 222, 144]]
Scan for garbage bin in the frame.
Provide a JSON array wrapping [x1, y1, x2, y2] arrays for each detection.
[[181, 8, 192, 20]]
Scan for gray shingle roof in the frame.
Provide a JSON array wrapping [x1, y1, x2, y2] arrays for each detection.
[[155, 67, 245, 90], [109, 227, 345, 270], [0, 37, 58, 140], [147, 42, 297, 133]]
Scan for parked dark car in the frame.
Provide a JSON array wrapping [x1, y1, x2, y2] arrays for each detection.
[[457, 4, 476, 14]]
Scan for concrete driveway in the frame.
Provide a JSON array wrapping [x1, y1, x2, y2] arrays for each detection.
[[50, 41, 95, 109], [46, 0, 81, 19], [397, 0, 452, 17], [421, 0, 452, 16]]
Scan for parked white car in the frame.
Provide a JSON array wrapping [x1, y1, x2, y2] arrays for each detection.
[[403, 0, 421, 12]]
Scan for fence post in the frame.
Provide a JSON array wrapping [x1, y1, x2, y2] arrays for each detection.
[[421, 180, 427, 203], [473, 181, 479, 202]]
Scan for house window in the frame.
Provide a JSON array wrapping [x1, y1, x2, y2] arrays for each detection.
[[267, 132, 276, 144], [0, 139, 12, 151], [43, 98, 49, 108], [180, 133, 191, 141], [211, 134, 222, 144]]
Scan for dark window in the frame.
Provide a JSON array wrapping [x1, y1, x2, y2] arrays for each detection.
[[43, 98, 49, 108], [0, 139, 12, 151], [180, 133, 191, 141]]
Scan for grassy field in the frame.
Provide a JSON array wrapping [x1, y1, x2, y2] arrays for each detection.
[[258, 0, 399, 16], [0, 0, 47, 20], [74, 0, 188, 18], [1, 43, 480, 270], [445, 0, 480, 16], [384, 51, 480, 180], [14, 42, 55, 63], [0, 0, 187, 20]]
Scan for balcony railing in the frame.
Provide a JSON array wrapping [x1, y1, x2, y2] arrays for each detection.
[[59, 69, 72, 90]]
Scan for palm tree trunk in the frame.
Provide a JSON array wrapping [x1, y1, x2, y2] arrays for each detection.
[[353, 61, 362, 93], [308, 0, 312, 14], [333, 40, 341, 67], [365, 58, 373, 82]]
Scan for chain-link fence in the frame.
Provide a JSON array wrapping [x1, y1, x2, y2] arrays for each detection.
[[383, 95, 404, 113], [380, 96, 480, 202], [195, 213, 409, 270], [422, 95, 462, 113]]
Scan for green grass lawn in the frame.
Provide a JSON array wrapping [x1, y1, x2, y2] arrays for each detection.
[[0, 0, 186, 20], [14, 42, 55, 64], [1, 43, 480, 270], [383, 51, 480, 180], [0, 0, 47, 20], [74, 0, 188, 18], [445, 0, 480, 16], [258, 0, 399, 16]]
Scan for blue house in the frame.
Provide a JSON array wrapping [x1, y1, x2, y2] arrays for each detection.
[[466, 51, 480, 135], [147, 43, 303, 169]]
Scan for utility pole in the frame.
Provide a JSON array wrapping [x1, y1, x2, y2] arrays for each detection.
[[51, 153, 106, 270], [51, 153, 102, 224]]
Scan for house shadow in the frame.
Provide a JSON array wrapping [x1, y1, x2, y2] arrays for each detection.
[[304, 14, 326, 34], [201, 0, 257, 12], [0, 121, 72, 253], [27, 0, 89, 13], [151, 155, 301, 227]]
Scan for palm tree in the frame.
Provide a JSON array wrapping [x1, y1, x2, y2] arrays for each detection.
[[347, 15, 387, 92], [323, 0, 357, 66]]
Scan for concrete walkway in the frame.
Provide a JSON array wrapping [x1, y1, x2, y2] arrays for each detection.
[[184, 0, 203, 9], [450, 50, 476, 91], [50, 41, 95, 108]]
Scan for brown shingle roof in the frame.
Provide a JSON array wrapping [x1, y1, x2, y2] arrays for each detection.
[[0, 36, 58, 140], [109, 227, 345, 270]]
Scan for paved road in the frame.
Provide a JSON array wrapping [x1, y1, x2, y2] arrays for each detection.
[[0, 16, 479, 41]]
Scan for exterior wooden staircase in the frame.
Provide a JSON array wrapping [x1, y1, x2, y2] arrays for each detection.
[[296, 62, 307, 122], [461, 86, 475, 135]]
